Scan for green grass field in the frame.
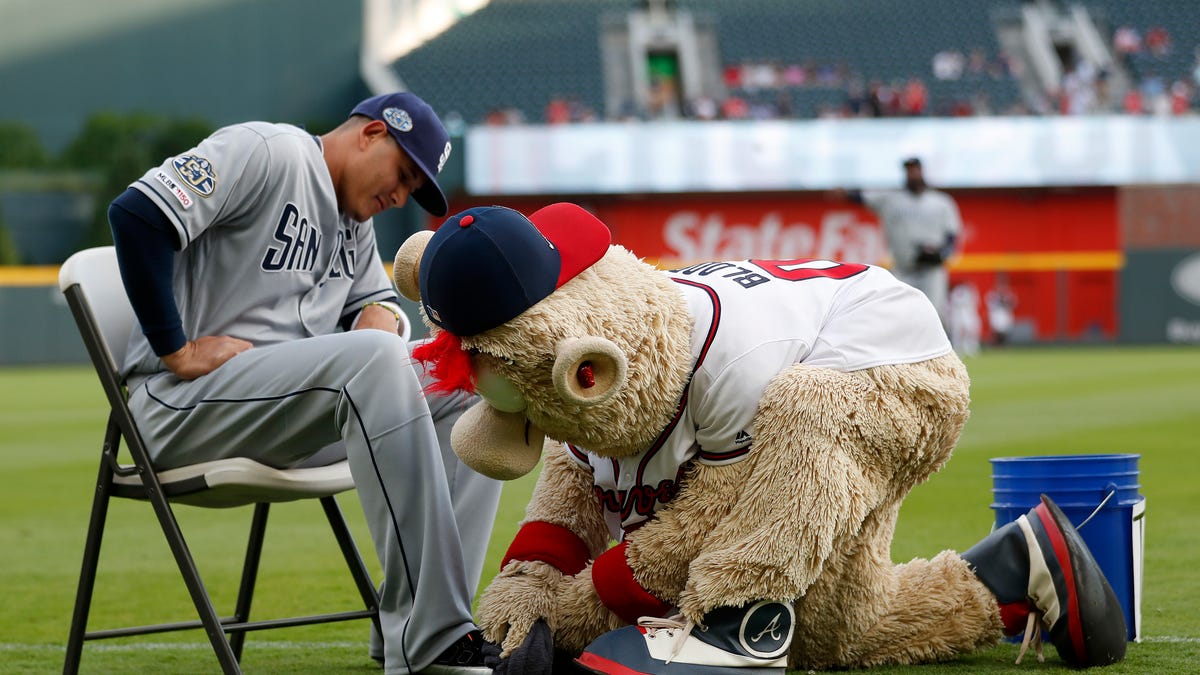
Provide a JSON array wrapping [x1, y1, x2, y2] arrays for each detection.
[[1, 346, 1198, 674]]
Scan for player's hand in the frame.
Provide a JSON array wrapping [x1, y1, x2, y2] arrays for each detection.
[[161, 336, 253, 380]]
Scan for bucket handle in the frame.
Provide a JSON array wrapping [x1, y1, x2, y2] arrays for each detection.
[[1075, 483, 1118, 530]]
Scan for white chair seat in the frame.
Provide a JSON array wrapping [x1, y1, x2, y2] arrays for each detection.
[[112, 457, 356, 508]]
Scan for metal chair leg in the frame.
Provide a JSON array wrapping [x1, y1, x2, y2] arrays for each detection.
[[141, 476, 241, 673], [320, 496, 381, 633], [63, 422, 120, 675], [230, 503, 270, 661]]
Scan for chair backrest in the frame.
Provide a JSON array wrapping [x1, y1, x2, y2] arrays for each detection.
[[58, 247, 136, 377]]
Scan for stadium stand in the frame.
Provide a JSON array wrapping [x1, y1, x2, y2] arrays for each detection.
[[390, 0, 1029, 123]]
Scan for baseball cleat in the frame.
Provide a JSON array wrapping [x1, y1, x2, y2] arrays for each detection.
[[576, 600, 792, 674], [420, 628, 494, 674], [963, 494, 1127, 668]]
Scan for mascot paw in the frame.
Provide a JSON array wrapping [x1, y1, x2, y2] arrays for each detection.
[[478, 560, 564, 654], [486, 619, 554, 675]]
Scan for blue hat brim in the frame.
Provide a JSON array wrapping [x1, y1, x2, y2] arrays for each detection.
[[395, 136, 448, 217]]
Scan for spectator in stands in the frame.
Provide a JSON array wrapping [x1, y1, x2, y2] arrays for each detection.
[[1146, 26, 1171, 58], [832, 157, 962, 326], [720, 95, 749, 119], [1060, 59, 1098, 115], [932, 49, 965, 80], [1114, 25, 1142, 58], [1123, 87, 1145, 114], [782, 62, 807, 87], [866, 79, 891, 117], [900, 77, 929, 115], [685, 94, 720, 120], [545, 96, 571, 124], [1170, 79, 1193, 115], [965, 48, 989, 78]]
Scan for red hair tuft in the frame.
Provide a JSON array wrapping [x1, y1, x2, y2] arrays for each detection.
[[412, 330, 476, 395]]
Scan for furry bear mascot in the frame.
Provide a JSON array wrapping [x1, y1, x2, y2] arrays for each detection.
[[393, 203, 1126, 674]]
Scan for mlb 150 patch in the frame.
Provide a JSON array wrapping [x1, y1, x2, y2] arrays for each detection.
[[172, 154, 218, 196]]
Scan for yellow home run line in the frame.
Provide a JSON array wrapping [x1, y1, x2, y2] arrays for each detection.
[[0, 266, 60, 286], [0, 252, 1126, 288], [949, 251, 1124, 272]]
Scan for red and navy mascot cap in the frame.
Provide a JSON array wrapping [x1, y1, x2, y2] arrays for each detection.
[[419, 203, 611, 337]]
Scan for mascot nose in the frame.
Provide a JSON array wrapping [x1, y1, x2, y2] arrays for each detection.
[[475, 368, 528, 413]]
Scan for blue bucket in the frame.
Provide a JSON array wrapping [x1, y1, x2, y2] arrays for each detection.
[[990, 453, 1145, 642]]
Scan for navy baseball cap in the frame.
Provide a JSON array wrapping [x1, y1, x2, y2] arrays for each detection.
[[351, 92, 451, 216], [419, 203, 612, 336]]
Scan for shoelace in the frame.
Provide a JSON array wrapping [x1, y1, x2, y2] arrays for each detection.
[[638, 614, 696, 665], [1015, 610, 1045, 664]]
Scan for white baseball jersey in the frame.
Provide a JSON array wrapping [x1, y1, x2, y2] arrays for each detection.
[[567, 258, 952, 540], [861, 188, 962, 271], [123, 122, 395, 376]]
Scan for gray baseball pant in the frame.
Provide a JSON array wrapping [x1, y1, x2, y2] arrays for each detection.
[[125, 330, 502, 674]]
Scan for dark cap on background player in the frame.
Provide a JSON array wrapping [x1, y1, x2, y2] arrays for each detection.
[[351, 92, 452, 216], [419, 204, 612, 336]]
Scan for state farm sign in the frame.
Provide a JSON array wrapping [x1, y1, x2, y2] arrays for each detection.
[[595, 200, 886, 268]]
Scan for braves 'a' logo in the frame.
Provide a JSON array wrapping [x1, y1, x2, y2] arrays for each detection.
[[738, 601, 795, 659]]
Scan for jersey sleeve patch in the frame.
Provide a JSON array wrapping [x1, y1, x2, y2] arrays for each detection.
[[152, 170, 194, 209], [172, 154, 218, 196]]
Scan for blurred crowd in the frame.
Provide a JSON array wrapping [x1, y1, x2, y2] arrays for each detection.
[[482, 23, 1200, 125]]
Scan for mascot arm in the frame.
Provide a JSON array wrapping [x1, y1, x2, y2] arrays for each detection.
[[479, 445, 610, 655], [616, 460, 756, 621], [509, 444, 612, 566]]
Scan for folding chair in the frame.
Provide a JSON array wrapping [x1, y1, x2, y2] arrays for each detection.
[[58, 247, 381, 674]]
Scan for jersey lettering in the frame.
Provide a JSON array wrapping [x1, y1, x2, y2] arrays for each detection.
[[593, 464, 687, 526], [672, 261, 770, 289], [750, 258, 868, 281], [328, 226, 357, 280], [262, 203, 322, 272]]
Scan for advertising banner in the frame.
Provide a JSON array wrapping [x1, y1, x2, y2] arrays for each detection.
[[449, 189, 1120, 341]]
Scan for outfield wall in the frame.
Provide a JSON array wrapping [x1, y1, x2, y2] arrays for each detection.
[[442, 185, 1197, 347], [5, 121, 1200, 364]]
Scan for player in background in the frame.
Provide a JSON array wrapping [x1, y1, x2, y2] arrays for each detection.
[[105, 91, 499, 675], [986, 277, 1018, 346], [948, 281, 982, 356], [833, 157, 962, 327]]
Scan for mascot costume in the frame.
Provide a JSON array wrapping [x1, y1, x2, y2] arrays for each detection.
[[393, 203, 1127, 674]]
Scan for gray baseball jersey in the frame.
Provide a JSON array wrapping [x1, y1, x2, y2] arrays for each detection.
[[121, 122, 501, 673], [125, 121, 395, 375], [860, 188, 961, 271]]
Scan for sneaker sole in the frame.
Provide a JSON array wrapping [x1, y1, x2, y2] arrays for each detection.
[[576, 650, 782, 675], [576, 638, 782, 672], [1034, 494, 1127, 667]]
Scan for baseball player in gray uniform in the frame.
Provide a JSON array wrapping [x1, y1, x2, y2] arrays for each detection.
[[106, 92, 499, 675], [841, 157, 962, 325]]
